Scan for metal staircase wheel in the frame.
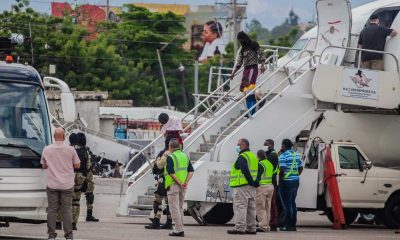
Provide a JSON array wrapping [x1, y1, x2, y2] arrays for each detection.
[[203, 203, 234, 225]]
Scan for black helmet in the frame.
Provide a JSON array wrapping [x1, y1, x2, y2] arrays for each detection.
[[76, 132, 87, 146], [158, 113, 169, 125], [69, 133, 78, 146]]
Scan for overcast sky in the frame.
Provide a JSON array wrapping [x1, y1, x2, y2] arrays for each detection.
[[0, 0, 374, 29]]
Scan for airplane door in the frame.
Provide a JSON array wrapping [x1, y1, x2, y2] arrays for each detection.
[[315, 0, 352, 66], [381, 9, 400, 72]]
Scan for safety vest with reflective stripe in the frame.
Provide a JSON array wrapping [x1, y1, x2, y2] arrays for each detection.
[[230, 150, 258, 187], [259, 159, 274, 185], [164, 150, 189, 189], [283, 152, 299, 180]]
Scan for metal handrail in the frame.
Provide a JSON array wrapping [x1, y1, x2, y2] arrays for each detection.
[[212, 55, 316, 162], [208, 66, 238, 93], [183, 49, 312, 152], [50, 114, 71, 135], [119, 72, 244, 197], [319, 45, 400, 73], [66, 123, 144, 150], [122, 79, 243, 179]]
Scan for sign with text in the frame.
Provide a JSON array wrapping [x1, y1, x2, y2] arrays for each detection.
[[206, 170, 232, 202], [341, 68, 379, 100]]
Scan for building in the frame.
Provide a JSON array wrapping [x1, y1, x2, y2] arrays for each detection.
[[50, 2, 246, 56]]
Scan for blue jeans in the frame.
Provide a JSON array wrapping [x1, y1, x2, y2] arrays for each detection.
[[246, 98, 257, 116], [279, 180, 299, 228]]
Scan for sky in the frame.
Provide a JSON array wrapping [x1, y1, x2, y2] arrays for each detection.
[[0, 0, 375, 29]]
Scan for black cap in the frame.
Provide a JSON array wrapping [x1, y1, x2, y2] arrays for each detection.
[[369, 14, 379, 21], [69, 133, 78, 145], [158, 113, 169, 125], [282, 139, 293, 149]]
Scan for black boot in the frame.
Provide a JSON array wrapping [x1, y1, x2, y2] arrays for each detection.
[[145, 218, 161, 229], [86, 210, 99, 222], [72, 222, 77, 231], [160, 218, 173, 230], [55, 222, 62, 230]]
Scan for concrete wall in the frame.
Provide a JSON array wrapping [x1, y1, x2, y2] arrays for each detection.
[[100, 118, 115, 136], [46, 91, 108, 131]]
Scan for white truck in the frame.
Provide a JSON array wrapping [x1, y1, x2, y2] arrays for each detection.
[[311, 141, 400, 228]]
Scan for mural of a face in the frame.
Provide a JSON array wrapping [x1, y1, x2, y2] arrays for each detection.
[[202, 24, 218, 44]]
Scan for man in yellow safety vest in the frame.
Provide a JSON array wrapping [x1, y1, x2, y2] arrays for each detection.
[[227, 138, 259, 235], [255, 150, 275, 232], [164, 138, 194, 237]]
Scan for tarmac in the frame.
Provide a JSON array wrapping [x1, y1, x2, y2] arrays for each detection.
[[1, 177, 399, 240]]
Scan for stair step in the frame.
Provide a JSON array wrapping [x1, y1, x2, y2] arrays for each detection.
[[190, 151, 207, 161], [146, 186, 157, 196], [210, 134, 229, 144], [138, 195, 154, 206], [220, 126, 236, 135], [199, 143, 214, 152], [230, 117, 247, 126]]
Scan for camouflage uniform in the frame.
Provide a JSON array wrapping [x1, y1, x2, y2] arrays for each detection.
[[145, 150, 172, 229], [56, 146, 98, 229], [72, 146, 91, 226]]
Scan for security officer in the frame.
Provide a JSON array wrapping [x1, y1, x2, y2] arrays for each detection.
[[71, 133, 99, 230], [255, 150, 274, 232], [264, 139, 281, 231], [83, 142, 99, 223], [227, 138, 259, 235], [164, 138, 194, 237], [145, 141, 173, 230], [278, 139, 303, 231]]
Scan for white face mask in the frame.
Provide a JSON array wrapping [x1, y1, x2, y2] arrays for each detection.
[[235, 146, 241, 153]]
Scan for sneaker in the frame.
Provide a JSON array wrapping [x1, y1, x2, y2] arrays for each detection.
[[245, 230, 257, 234], [72, 222, 77, 231], [256, 228, 266, 232], [227, 229, 246, 235], [145, 218, 161, 229], [280, 227, 297, 231], [169, 231, 184, 237], [270, 226, 278, 232]]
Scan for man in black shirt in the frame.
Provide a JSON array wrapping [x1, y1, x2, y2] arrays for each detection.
[[264, 139, 280, 231], [358, 14, 397, 71]]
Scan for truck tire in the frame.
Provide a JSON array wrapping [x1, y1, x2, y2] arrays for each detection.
[[383, 193, 400, 229], [203, 203, 234, 225], [326, 209, 358, 225], [357, 213, 376, 225]]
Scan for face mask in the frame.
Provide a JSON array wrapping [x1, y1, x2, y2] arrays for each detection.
[[235, 146, 241, 153]]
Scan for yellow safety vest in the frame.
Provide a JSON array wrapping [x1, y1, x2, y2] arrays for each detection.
[[164, 150, 189, 189], [230, 150, 258, 187], [259, 159, 273, 185], [283, 152, 300, 180]]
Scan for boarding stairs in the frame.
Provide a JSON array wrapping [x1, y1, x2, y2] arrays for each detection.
[[117, 45, 322, 217]]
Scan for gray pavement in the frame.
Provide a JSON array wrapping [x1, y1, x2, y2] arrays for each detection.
[[1, 177, 398, 240]]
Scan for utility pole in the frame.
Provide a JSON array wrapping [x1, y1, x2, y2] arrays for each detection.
[[106, 0, 110, 20], [194, 61, 199, 119], [28, 22, 34, 65], [216, 0, 247, 57], [232, 0, 238, 57], [179, 63, 188, 112], [156, 49, 172, 109]]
